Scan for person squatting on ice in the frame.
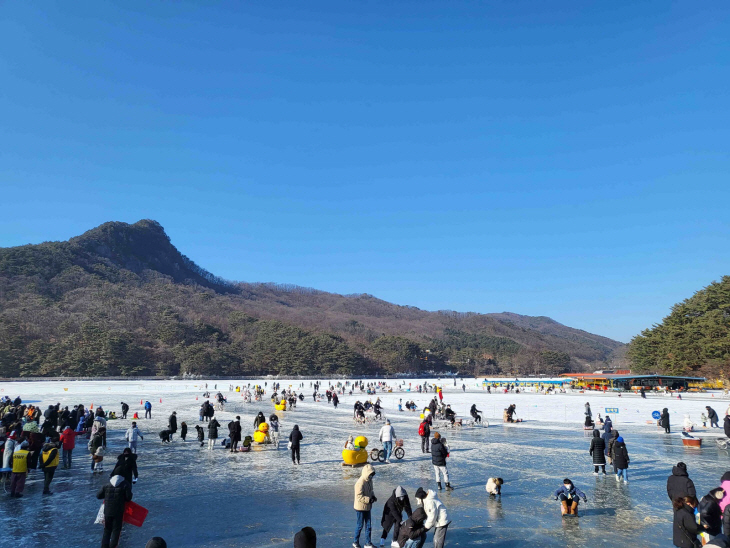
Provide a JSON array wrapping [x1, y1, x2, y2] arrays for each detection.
[[380, 486, 412, 547], [554, 478, 587, 516], [414, 487, 450, 548]]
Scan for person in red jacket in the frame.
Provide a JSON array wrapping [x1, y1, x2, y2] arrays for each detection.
[[59, 426, 76, 469]]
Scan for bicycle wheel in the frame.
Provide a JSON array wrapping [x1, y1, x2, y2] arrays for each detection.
[[394, 447, 405, 460], [370, 448, 380, 461], [377, 449, 386, 462]]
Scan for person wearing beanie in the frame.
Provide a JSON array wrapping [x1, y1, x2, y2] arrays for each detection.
[[667, 462, 696, 504], [660, 408, 671, 433], [10, 440, 30, 498], [414, 486, 450, 548], [294, 527, 317, 548], [379, 419, 396, 464], [430, 432, 452, 491], [612, 436, 630, 483], [39, 442, 60, 495], [380, 486, 412, 547], [145, 538, 167, 548], [97, 475, 133, 548]]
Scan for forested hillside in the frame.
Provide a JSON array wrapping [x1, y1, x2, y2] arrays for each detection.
[[628, 276, 730, 378], [0, 220, 623, 377]]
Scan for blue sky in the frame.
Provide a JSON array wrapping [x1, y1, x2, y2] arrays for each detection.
[[1, 2, 728, 343]]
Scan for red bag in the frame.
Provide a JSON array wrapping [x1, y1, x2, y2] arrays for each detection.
[[123, 501, 149, 527], [418, 423, 426, 437]]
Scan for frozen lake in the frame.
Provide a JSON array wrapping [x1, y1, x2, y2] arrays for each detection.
[[2, 379, 730, 547]]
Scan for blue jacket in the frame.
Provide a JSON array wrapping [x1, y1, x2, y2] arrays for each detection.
[[554, 485, 587, 501], [603, 419, 613, 434], [144, 402, 151, 410]]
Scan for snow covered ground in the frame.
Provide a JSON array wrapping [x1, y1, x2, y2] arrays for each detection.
[[3, 378, 730, 547]]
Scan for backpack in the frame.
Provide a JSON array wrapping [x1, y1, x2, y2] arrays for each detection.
[[418, 422, 426, 437]]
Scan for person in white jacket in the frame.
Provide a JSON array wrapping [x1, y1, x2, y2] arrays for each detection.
[[125, 422, 144, 454], [378, 420, 396, 463], [486, 477, 503, 496], [414, 487, 450, 548]]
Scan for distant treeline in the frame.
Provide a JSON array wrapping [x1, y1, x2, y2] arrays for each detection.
[[628, 275, 730, 379]]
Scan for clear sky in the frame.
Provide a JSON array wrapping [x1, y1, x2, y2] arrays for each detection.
[[2, 2, 729, 343]]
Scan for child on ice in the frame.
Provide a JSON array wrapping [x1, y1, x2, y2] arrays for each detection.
[[486, 478, 503, 496], [554, 478, 587, 516]]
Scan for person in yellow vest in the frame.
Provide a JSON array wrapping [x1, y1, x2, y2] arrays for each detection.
[[40, 442, 60, 495], [10, 440, 30, 498]]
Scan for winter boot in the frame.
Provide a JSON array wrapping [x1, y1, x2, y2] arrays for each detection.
[[437, 482, 442, 490], [446, 482, 454, 491]]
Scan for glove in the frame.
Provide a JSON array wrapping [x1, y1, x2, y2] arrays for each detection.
[[132, 478, 137, 484], [371, 497, 377, 503], [583, 498, 587, 503]]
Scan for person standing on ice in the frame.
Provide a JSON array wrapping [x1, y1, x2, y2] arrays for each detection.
[[144, 400, 152, 419], [353, 463, 377, 548], [589, 430, 607, 475], [168, 411, 177, 441], [207, 417, 220, 450], [120, 402, 129, 420], [195, 425, 205, 447], [667, 462, 697, 503], [661, 408, 671, 433], [431, 433, 452, 491], [379, 420, 396, 463], [708, 406, 721, 428], [230, 416, 242, 452], [333, 392, 339, 409], [125, 422, 144, 454], [289, 424, 303, 465], [419, 418, 430, 454], [97, 474, 133, 548], [584, 403, 592, 419], [269, 414, 280, 448], [414, 487, 450, 548]]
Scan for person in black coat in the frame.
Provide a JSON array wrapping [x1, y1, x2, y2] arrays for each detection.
[[380, 486, 413, 546], [420, 419, 431, 454], [668, 462, 697, 503], [661, 408, 671, 433], [612, 437, 630, 482], [724, 415, 730, 439], [589, 429, 606, 474], [230, 416, 242, 452], [294, 526, 316, 548], [708, 535, 730, 548], [168, 412, 177, 441], [700, 487, 725, 537], [708, 407, 720, 428], [289, 425, 303, 465], [254, 412, 266, 429], [121, 402, 129, 420], [431, 433, 452, 490], [110, 448, 139, 486], [396, 507, 428, 548], [207, 418, 220, 450], [97, 475, 133, 548], [673, 496, 703, 548]]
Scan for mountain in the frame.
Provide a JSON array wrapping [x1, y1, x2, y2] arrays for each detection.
[[0, 220, 624, 378], [628, 276, 730, 378]]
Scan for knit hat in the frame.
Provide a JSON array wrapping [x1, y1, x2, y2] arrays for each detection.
[[616, 436, 624, 443], [415, 487, 427, 499]]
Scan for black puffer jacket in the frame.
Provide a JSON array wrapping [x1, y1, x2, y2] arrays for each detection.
[[612, 441, 630, 469], [110, 453, 138, 485], [668, 464, 696, 502], [661, 409, 671, 428], [397, 508, 428, 548], [289, 425, 303, 448], [607, 430, 620, 460], [293, 526, 316, 548], [381, 487, 413, 526], [673, 503, 701, 548], [208, 418, 220, 439], [699, 490, 723, 536], [589, 430, 606, 465], [431, 438, 448, 466], [97, 477, 133, 518], [168, 413, 177, 434], [724, 416, 730, 439]]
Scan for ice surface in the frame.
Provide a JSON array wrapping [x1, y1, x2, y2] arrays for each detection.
[[2, 378, 729, 547]]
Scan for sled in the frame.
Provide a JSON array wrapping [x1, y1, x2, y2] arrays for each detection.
[[123, 501, 148, 527], [682, 438, 702, 448]]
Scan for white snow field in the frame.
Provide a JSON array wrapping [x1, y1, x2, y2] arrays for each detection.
[[2, 378, 730, 548]]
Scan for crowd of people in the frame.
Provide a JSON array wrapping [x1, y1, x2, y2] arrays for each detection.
[[3, 384, 730, 548]]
